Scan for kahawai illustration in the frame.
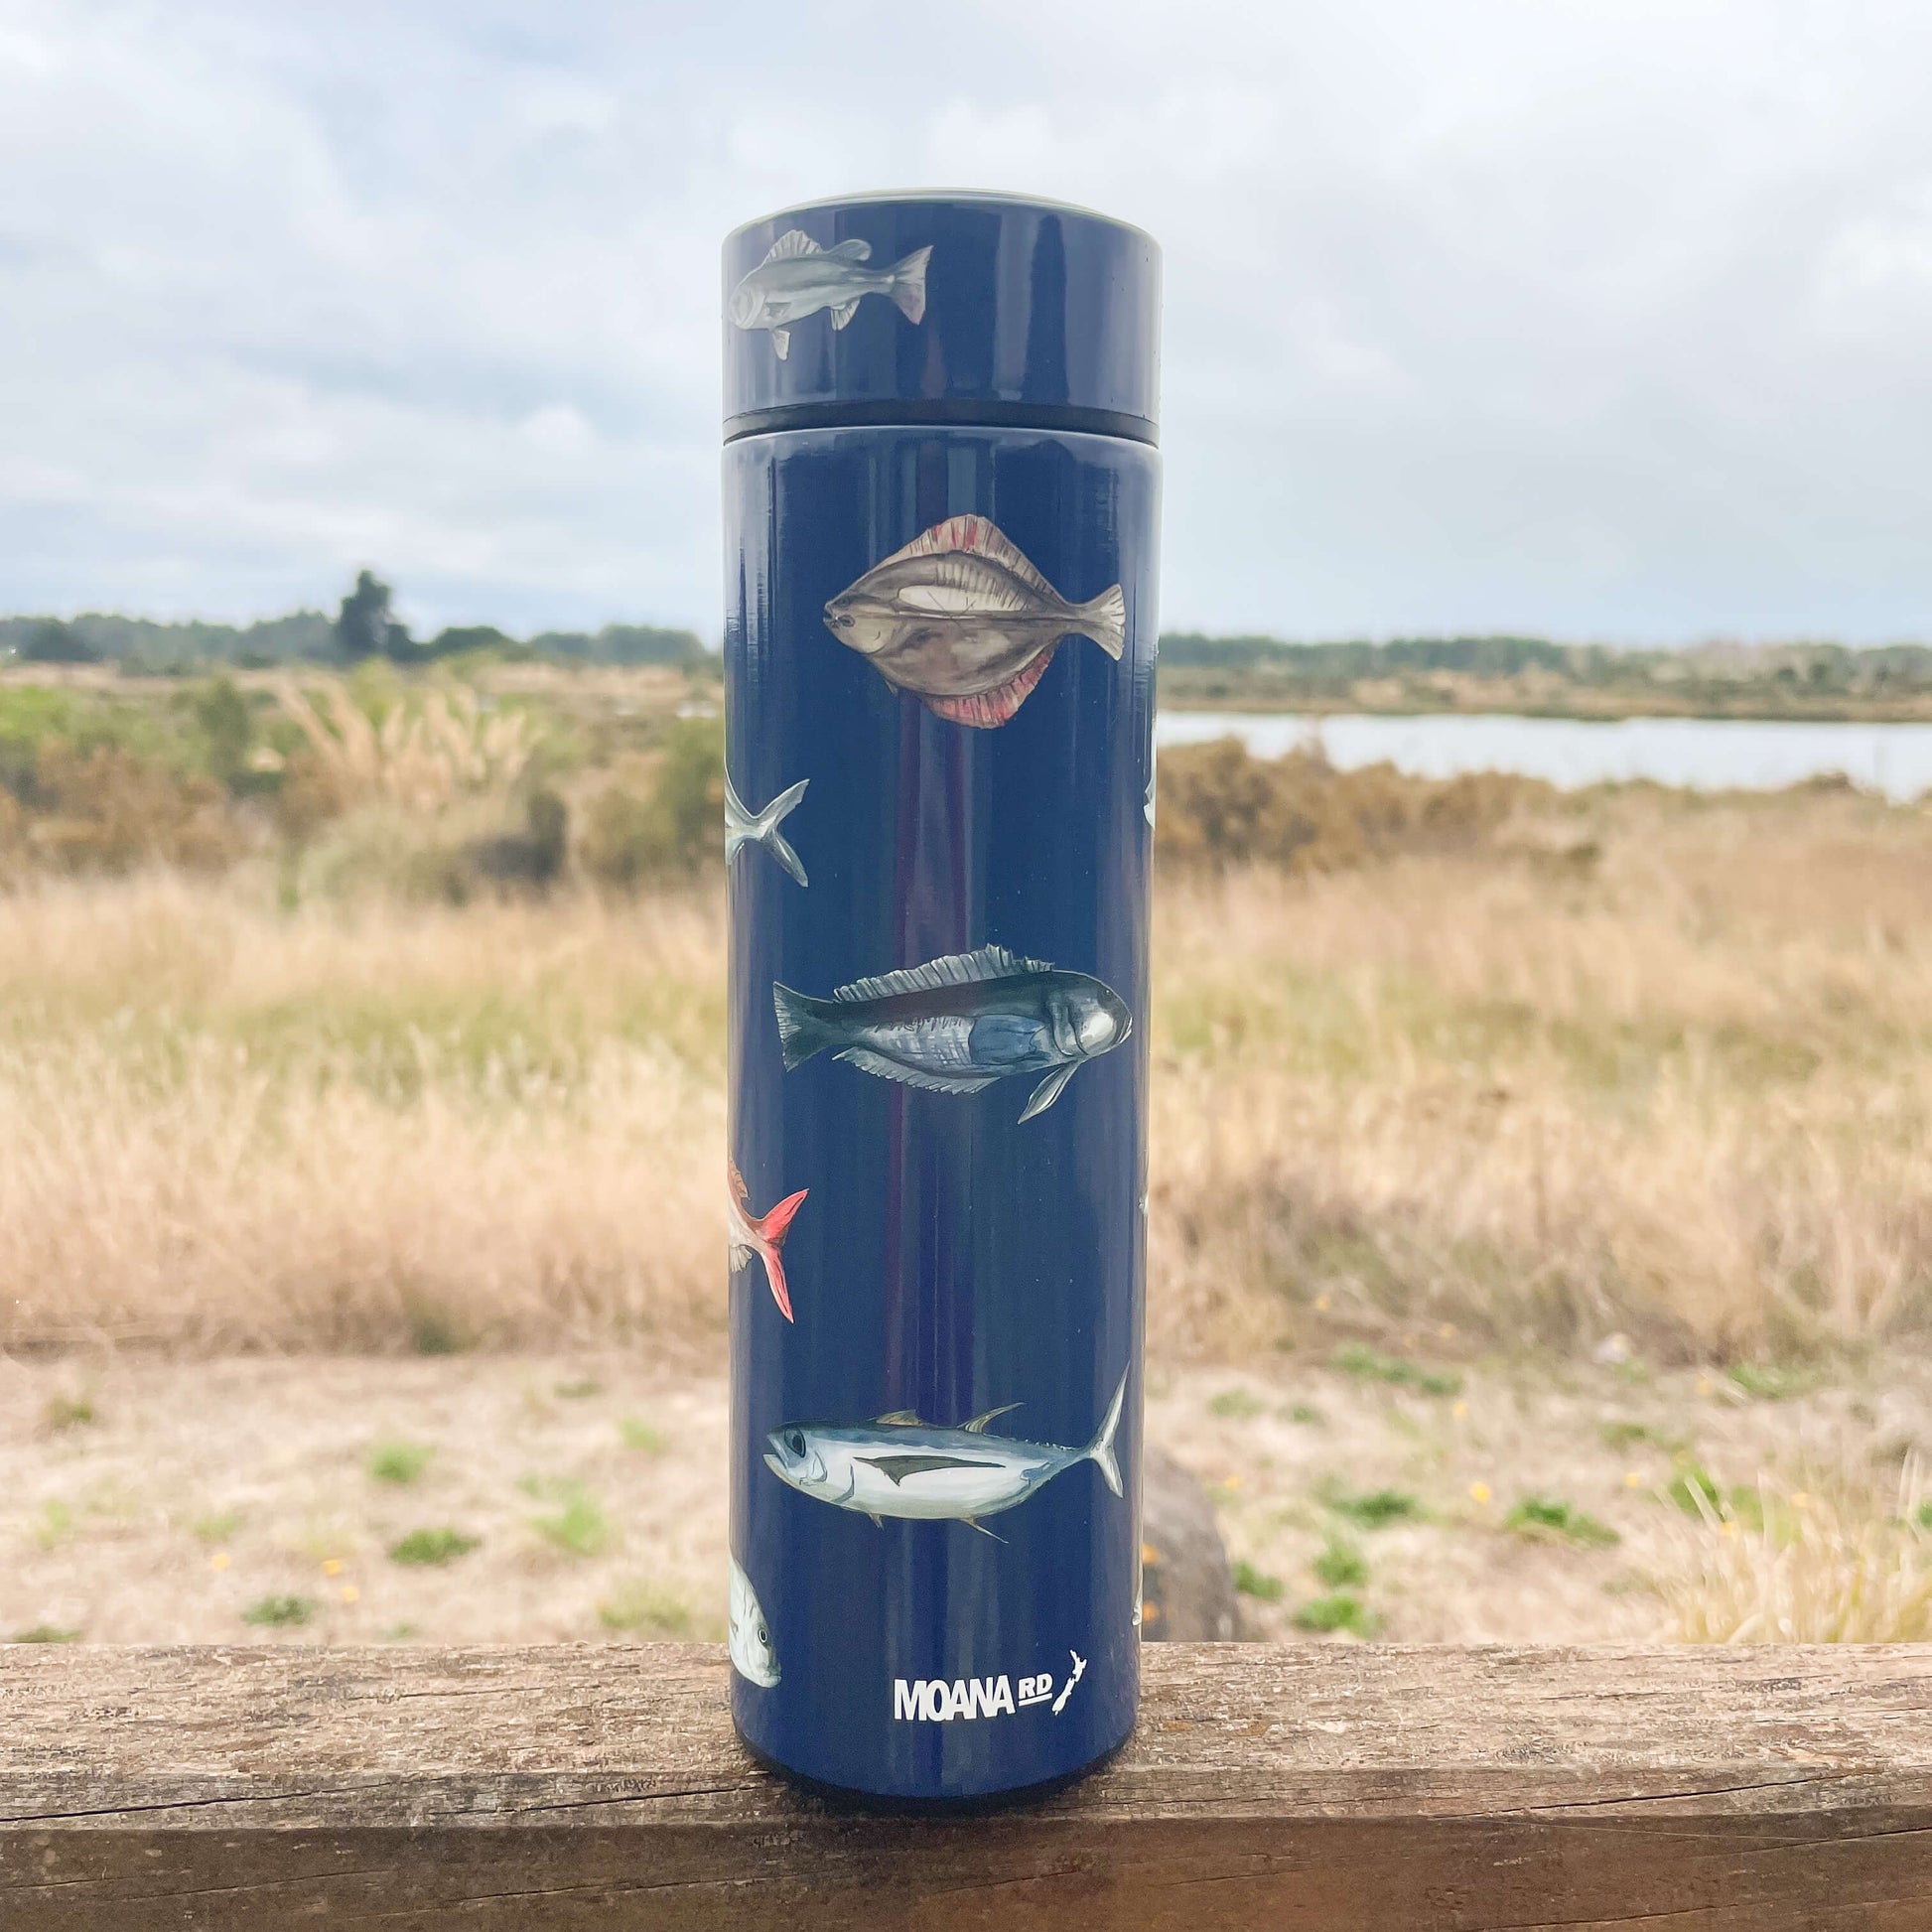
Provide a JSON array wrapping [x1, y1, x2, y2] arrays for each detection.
[[729, 231, 932, 361], [772, 944, 1130, 1122], [824, 515, 1126, 728], [728, 1160, 808, 1322], [728, 1555, 780, 1689], [762, 1371, 1128, 1533], [725, 771, 809, 887]]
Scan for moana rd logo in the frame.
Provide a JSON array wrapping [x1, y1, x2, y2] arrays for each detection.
[[894, 1651, 1086, 1723]]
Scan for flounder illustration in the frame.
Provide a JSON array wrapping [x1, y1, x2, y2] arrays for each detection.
[[729, 230, 931, 361], [771, 944, 1130, 1122], [824, 515, 1127, 728], [728, 1555, 780, 1689], [762, 1371, 1127, 1534]]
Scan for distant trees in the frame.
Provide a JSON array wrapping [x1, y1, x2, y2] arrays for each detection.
[[333, 571, 415, 663], [19, 621, 99, 664]]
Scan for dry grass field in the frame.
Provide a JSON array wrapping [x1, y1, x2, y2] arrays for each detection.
[[3, 776, 1931, 1367], [0, 673, 1929, 1646]]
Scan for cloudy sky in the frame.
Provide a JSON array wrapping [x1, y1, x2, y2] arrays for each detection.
[[5, 0, 1932, 642]]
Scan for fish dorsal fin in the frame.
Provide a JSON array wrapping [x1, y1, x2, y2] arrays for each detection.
[[832, 944, 1048, 1003], [962, 1403, 1021, 1435], [763, 229, 821, 262], [879, 516, 1054, 598], [825, 238, 871, 262], [875, 1409, 924, 1427]]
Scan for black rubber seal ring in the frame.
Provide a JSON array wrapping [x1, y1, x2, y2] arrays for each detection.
[[723, 398, 1159, 447]]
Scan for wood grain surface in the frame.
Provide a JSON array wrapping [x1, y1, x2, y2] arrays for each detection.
[[1, 1642, 1928, 1929]]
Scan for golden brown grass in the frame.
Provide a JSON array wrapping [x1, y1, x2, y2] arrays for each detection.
[[3, 779, 1932, 1361]]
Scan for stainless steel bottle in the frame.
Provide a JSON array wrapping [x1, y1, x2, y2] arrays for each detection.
[[723, 192, 1160, 1799]]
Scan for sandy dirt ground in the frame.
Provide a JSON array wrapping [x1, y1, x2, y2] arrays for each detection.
[[0, 1353, 1925, 1647]]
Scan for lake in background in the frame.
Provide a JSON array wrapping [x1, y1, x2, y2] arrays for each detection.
[[1155, 712, 1932, 802]]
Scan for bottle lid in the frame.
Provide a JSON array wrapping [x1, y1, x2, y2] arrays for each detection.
[[722, 192, 1160, 444]]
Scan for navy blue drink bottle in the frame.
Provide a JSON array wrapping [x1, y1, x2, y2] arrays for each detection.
[[722, 193, 1160, 1801]]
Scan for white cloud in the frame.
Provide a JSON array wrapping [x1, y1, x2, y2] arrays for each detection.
[[4, 0, 1932, 639]]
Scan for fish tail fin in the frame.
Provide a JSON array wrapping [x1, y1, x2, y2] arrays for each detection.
[[758, 778, 809, 887], [753, 1185, 807, 1248], [1084, 1369, 1128, 1498], [753, 1186, 806, 1323], [772, 983, 839, 1070], [1072, 583, 1127, 660], [890, 245, 932, 325]]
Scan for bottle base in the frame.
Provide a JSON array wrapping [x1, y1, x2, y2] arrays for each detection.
[[732, 1719, 1136, 1816]]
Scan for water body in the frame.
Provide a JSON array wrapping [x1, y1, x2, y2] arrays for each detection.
[[1155, 711, 1932, 803]]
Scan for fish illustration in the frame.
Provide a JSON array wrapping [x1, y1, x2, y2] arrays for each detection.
[[725, 771, 809, 887], [728, 1160, 808, 1322], [771, 943, 1130, 1122], [763, 1370, 1127, 1532], [824, 515, 1126, 728], [728, 1555, 780, 1689], [729, 231, 932, 361], [1145, 741, 1158, 828]]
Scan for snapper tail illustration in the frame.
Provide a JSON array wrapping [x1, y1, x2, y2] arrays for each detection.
[[762, 1369, 1129, 1532], [725, 771, 809, 886], [728, 1555, 780, 1689], [729, 231, 932, 360], [727, 1160, 808, 1322], [771, 944, 1130, 1122], [823, 515, 1125, 728]]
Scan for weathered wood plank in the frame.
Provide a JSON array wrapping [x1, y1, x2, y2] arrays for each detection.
[[0, 1643, 1928, 1930]]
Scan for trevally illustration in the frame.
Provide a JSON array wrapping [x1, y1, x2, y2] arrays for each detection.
[[823, 515, 1125, 728], [762, 1371, 1127, 1532], [728, 1555, 780, 1689], [728, 1160, 808, 1322], [725, 771, 809, 887], [771, 944, 1130, 1123], [729, 230, 932, 361]]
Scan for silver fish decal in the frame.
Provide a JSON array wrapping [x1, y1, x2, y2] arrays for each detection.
[[725, 771, 809, 887], [824, 515, 1125, 728], [763, 1371, 1127, 1533], [729, 231, 932, 362], [728, 1555, 779, 1689], [771, 943, 1131, 1122], [1145, 741, 1157, 828]]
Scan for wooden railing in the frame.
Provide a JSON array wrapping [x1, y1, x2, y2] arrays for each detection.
[[1, 1642, 1927, 1927]]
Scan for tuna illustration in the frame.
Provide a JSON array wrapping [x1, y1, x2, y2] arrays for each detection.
[[762, 1370, 1128, 1533], [728, 1555, 780, 1689], [729, 231, 932, 361], [725, 771, 809, 887], [823, 515, 1126, 728], [771, 944, 1130, 1123], [728, 1160, 808, 1322]]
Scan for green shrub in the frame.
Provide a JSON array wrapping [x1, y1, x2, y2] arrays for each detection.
[[1156, 739, 1550, 873], [242, 1594, 315, 1628], [1293, 1593, 1381, 1637], [367, 1441, 434, 1485], [1313, 1538, 1368, 1588], [1232, 1560, 1284, 1601], [387, 1528, 480, 1567], [1504, 1495, 1621, 1548], [1331, 1343, 1462, 1398], [598, 1584, 696, 1635], [580, 719, 722, 889], [523, 1478, 612, 1559], [1323, 1485, 1422, 1528]]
